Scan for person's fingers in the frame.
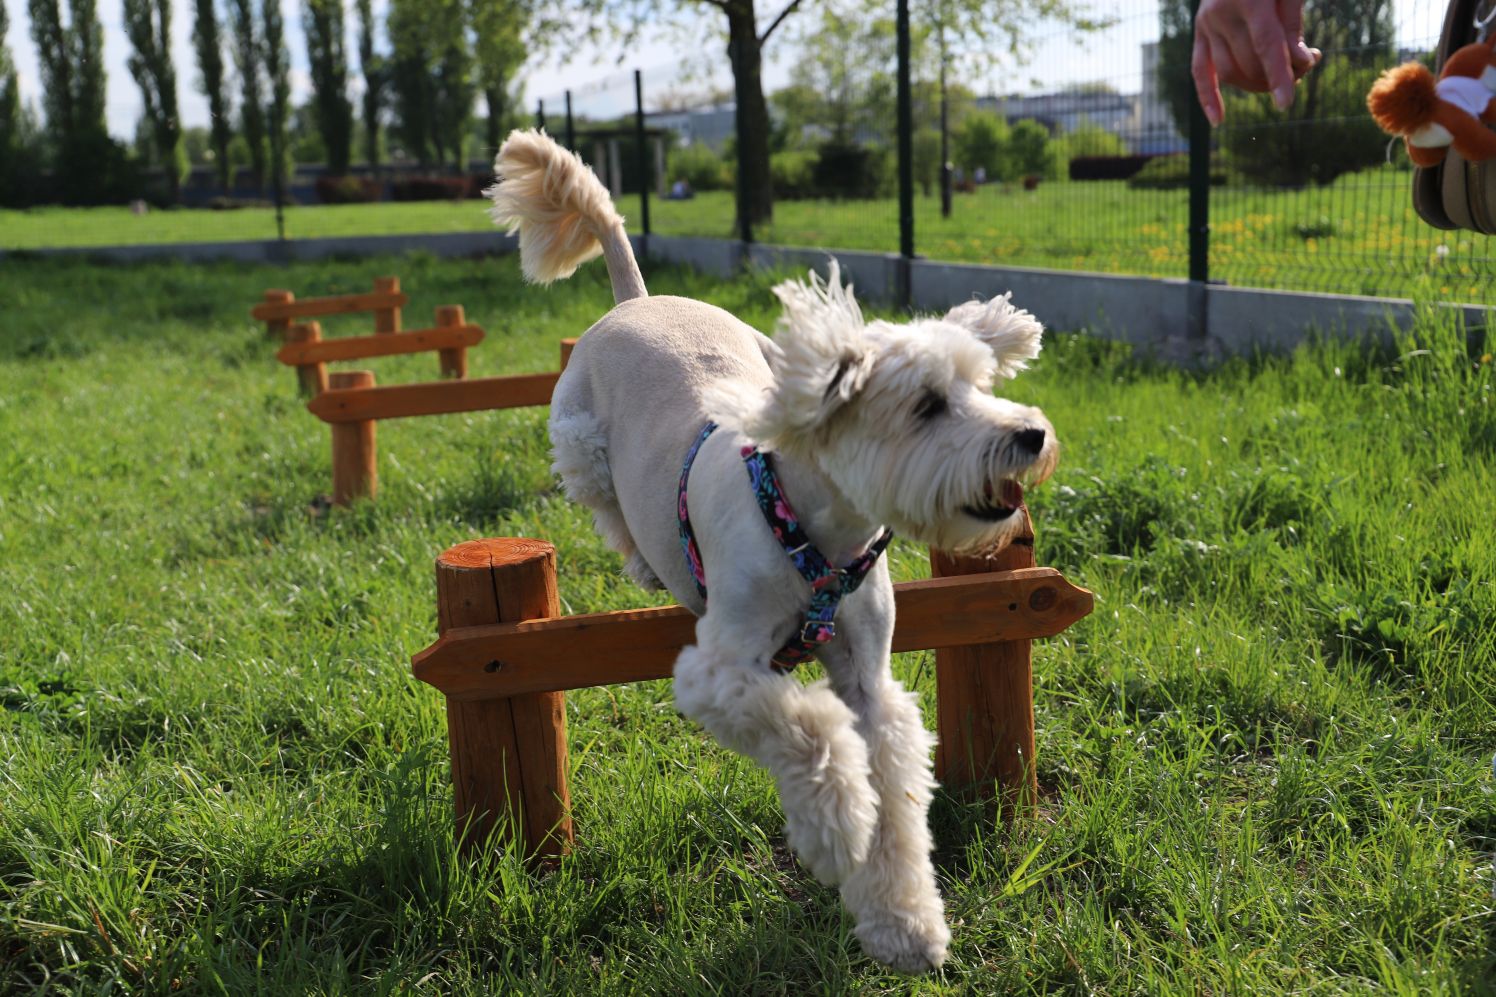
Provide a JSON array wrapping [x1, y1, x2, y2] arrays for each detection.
[[1280, 0, 1318, 79], [1245, 3, 1296, 107], [1220, 29, 1271, 91], [1192, 29, 1224, 126]]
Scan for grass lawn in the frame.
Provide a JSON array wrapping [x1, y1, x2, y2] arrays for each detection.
[[5, 171, 1494, 305], [1, 253, 1493, 993]]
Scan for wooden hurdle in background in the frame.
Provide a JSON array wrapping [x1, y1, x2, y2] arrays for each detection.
[[253, 277, 481, 392], [304, 338, 578, 505], [410, 516, 1092, 860]]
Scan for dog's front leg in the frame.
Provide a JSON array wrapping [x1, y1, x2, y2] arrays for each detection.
[[821, 591, 950, 973], [673, 637, 878, 886]]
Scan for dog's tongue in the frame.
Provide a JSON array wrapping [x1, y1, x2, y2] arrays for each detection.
[[983, 480, 1025, 508]]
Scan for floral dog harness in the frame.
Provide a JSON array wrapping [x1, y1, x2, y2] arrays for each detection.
[[678, 421, 894, 672]]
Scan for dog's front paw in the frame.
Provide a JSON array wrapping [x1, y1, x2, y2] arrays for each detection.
[[856, 913, 951, 974]]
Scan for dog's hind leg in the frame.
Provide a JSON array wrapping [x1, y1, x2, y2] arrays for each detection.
[[549, 410, 661, 589], [673, 641, 878, 886], [821, 633, 950, 973]]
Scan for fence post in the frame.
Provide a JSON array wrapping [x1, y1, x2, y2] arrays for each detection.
[[433, 538, 573, 860], [929, 508, 1038, 814], [263, 289, 294, 340], [435, 305, 468, 380], [895, 0, 915, 272], [1187, 0, 1211, 341], [564, 90, 575, 150], [536, 99, 546, 132], [560, 338, 576, 370], [634, 69, 651, 241], [373, 276, 401, 333], [329, 370, 376, 505], [286, 321, 328, 396]]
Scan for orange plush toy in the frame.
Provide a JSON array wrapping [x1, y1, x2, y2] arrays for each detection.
[[1368, 38, 1496, 167]]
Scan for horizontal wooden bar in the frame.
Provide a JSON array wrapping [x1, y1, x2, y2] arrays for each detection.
[[252, 291, 408, 321], [306, 371, 560, 423], [277, 325, 484, 366], [411, 567, 1093, 701]]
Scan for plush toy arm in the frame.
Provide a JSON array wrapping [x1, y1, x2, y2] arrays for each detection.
[[1442, 106, 1496, 162]]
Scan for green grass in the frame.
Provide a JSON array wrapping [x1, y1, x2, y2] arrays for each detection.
[[1, 253, 1493, 993], [5, 170, 1495, 303]]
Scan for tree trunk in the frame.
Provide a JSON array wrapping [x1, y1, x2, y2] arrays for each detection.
[[485, 86, 503, 158], [725, 1, 772, 228]]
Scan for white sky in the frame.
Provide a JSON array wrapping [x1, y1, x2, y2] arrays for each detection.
[[1, 0, 1447, 140]]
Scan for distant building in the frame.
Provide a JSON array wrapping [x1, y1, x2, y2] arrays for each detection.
[[973, 41, 1186, 156], [646, 106, 737, 151]]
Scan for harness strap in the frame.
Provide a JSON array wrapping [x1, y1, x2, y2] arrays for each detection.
[[677, 421, 893, 673]]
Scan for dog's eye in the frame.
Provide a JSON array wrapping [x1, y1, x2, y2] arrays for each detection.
[[913, 389, 947, 421]]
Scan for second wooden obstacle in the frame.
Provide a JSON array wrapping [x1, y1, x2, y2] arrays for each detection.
[[303, 337, 578, 506]]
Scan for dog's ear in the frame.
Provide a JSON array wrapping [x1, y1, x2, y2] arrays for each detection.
[[707, 261, 874, 447], [943, 293, 1044, 383]]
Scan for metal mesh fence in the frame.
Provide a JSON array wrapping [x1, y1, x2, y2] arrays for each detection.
[[4, 1, 1495, 307]]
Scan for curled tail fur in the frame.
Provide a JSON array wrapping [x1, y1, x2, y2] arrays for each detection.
[[486, 128, 647, 304]]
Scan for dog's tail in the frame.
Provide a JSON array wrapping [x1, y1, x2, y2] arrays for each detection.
[[486, 129, 647, 305]]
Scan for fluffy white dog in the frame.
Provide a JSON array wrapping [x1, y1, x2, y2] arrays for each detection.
[[488, 129, 1057, 972]]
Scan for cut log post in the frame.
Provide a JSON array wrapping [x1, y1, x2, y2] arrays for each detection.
[[373, 276, 401, 333], [560, 338, 577, 370], [434, 538, 573, 861], [329, 370, 377, 505], [930, 507, 1039, 814], [285, 322, 328, 397], [262, 289, 294, 340], [436, 305, 467, 380]]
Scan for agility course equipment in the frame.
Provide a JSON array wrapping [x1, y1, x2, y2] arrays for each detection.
[[410, 511, 1092, 860], [253, 277, 480, 392], [301, 338, 576, 506]]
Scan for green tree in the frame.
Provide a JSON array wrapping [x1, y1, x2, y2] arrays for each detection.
[[304, 0, 353, 172], [1004, 118, 1050, 178], [953, 109, 1006, 176], [0, 0, 19, 187], [387, 0, 471, 169], [28, 0, 125, 201], [470, 0, 526, 157], [227, 0, 267, 190], [192, 0, 234, 192], [355, 0, 385, 169], [262, 0, 292, 196], [123, 0, 186, 202]]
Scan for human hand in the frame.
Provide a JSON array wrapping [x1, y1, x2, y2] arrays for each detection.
[[1192, 0, 1322, 126]]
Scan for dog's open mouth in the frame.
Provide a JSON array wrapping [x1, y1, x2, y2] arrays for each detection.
[[962, 479, 1024, 522]]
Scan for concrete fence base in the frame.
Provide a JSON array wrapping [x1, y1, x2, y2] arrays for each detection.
[[8, 229, 1486, 356]]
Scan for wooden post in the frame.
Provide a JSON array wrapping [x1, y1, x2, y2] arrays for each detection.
[[930, 507, 1038, 814], [435, 305, 467, 380], [286, 322, 328, 396], [373, 276, 401, 333], [329, 370, 377, 505], [263, 289, 294, 340], [559, 338, 577, 370], [434, 538, 573, 860]]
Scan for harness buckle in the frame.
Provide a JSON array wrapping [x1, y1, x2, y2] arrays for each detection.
[[801, 619, 836, 644]]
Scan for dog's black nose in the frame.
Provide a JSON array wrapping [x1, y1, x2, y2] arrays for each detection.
[[1013, 427, 1046, 455]]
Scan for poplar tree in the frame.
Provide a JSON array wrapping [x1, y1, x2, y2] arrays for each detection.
[[355, 0, 385, 169], [227, 0, 267, 190], [192, 0, 234, 192], [123, 0, 186, 201], [27, 0, 117, 198], [262, 0, 291, 195], [469, 0, 525, 157], [388, 0, 471, 170], [304, 0, 353, 172]]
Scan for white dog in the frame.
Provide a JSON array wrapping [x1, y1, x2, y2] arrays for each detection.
[[488, 130, 1057, 972]]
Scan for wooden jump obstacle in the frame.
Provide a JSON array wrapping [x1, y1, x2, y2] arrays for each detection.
[[299, 339, 576, 506], [253, 277, 481, 394], [254, 278, 577, 506], [411, 511, 1093, 860]]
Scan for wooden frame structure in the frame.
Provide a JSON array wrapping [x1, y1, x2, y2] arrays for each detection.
[[253, 277, 482, 393], [302, 338, 576, 506], [411, 515, 1092, 860]]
